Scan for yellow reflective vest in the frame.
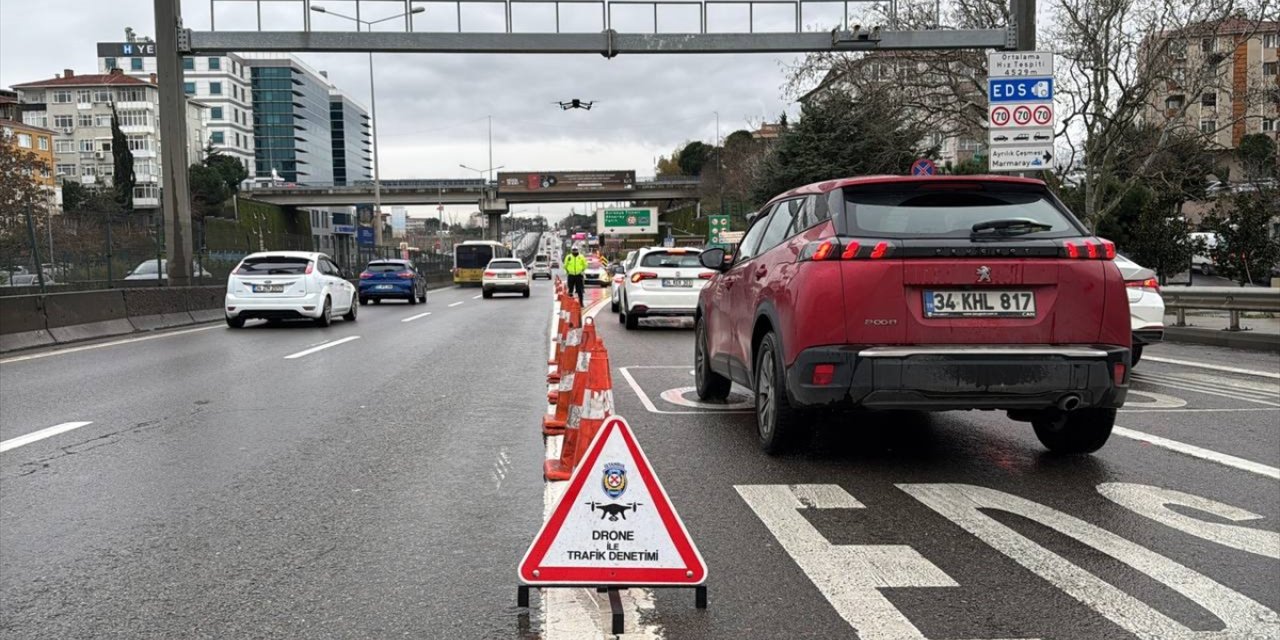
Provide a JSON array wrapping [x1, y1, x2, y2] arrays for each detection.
[[564, 254, 587, 275]]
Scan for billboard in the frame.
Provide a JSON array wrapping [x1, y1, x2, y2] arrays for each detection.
[[597, 207, 658, 236], [497, 171, 635, 194], [97, 42, 157, 57]]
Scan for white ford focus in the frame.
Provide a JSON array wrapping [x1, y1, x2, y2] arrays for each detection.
[[224, 251, 358, 328]]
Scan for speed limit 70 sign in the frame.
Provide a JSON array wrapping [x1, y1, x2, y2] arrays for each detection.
[[988, 102, 1054, 128]]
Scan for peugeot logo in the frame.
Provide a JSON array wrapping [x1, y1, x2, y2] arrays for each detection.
[[264, 280, 273, 284], [976, 266, 992, 283]]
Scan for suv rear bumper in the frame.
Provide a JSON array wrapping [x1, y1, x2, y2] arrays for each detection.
[[786, 345, 1129, 411]]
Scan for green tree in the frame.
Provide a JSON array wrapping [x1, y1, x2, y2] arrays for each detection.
[[110, 104, 135, 211], [188, 163, 230, 221], [204, 149, 249, 193], [724, 130, 753, 149], [677, 141, 715, 176], [750, 91, 925, 202], [1237, 133, 1278, 182], [1202, 187, 1280, 285], [1123, 201, 1202, 283], [61, 180, 89, 214]]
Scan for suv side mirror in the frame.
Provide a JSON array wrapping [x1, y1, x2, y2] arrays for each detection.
[[699, 248, 728, 271]]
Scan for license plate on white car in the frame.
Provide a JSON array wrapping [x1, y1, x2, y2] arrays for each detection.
[[253, 284, 284, 293], [662, 279, 692, 288], [497, 274, 511, 279], [924, 290, 1035, 318]]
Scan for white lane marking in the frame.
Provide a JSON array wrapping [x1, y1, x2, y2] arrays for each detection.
[[1142, 356, 1280, 380], [619, 367, 751, 415], [1, 421, 94, 453], [1121, 390, 1187, 409], [659, 386, 754, 410], [736, 485, 982, 640], [1098, 483, 1280, 559], [283, 336, 361, 360], [448, 301, 464, 308], [0, 325, 220, 364], [491, 447, 511, 492], [1132, 373, 1280, 406], [1113, 426, 1280, 480], [472, 294, 482, 299], [902, 484, 1279, 640], [1120, 407, 1280, 413], [401, 312, 432, 323]]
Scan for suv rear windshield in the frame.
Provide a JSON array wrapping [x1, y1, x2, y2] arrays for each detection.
[[842, 184, 1079, 239], [489, 260, 523, 269], [640, 251, 702, 268], [236, 256, 310, 275], [366, 262, 410, 273]]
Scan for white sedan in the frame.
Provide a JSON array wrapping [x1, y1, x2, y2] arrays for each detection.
[[618, 247, 714, 330], [224, 251, 358, 328], [482, 258, 532, 298], [1115, 253, 1164, 365]]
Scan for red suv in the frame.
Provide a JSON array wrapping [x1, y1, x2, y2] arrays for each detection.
[[694, 176, 1131, 454]]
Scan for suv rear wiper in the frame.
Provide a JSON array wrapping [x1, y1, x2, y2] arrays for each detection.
[[971, 218, 1054, 237]]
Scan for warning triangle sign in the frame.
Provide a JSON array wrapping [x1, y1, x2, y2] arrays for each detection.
[[519, 415, 707, 585]]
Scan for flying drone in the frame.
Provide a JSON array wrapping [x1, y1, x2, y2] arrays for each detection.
[[555, 99, 597, 111]]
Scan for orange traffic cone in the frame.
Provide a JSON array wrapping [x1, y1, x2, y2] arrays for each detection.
[[549, 317, 593, 405], [547, 296, 579, 384], [545, 336, 613, 481], [543, 320, 589, 435], [548, 294, 569, 367]]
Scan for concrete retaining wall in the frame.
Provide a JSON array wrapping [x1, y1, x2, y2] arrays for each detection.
[[0, 295, 53, 352], [43, 290, 134, 343], [123, 288, 196, 331]]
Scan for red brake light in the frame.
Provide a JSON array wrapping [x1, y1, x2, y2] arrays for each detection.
[[839, 241, 860, 260], [359, 271, 373, 279], [698, 272, 715, 279], [1127, 277, 1160, 292], [515, 270, 527, 277], [812, 364, 836, 386], [397, 270, 414, 279], [1101, 240, 1116, 260], [631, 271, 659, 283], [484, 271, 496, 277], [812, 240, 838, 261], [1085, 241, 1099, 259], [305, 261, 314, 275], [1065, 242, 1081, 259], [1113, 362, 1127, 385], [869, 241, 890, 259]]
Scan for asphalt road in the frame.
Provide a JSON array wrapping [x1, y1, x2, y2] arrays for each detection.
[[2, 280, 1278, 639]]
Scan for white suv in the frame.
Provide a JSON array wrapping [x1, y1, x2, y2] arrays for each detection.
[[225, 252, 358, 328], [482, 258, 532, 298], [531, 254, 552, 280], [618, 247, 714, 330]]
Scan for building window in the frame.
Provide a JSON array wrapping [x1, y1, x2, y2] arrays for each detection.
[[1200, 119, 1217, 134], [1200, 37, 1215, 53], [118, 110, 150, 127], [55, 140, 75, 153], [211, 106, 223, 120], [99, 140, 112, 152], [104, 57, 117, 70], [53, 115, 74, 129], [38, 137, 49, 151], [209, 57, 221, 70], [116, 87, 146, 102], [209, 82, 222, 95], [1265, 33, 1279, 49], [210, 131, 225, 144], [22, 112, 47, 128], [133, 184, 160, 201], [52, 90, 73, 103], [1201, 92, 1216, 107], [16, 133, 32, 148], [94, 90, 111, 103], [183, 57, 195, 70], [235, 132, 241, 147], [78, 114, 93, 128], [80, 140, 94, 153], [1165, 95, 1185, 110], [131, 58, 144, 71], [95, 114, 112, 127], [1265, 62, 1278, 76], [1263, 119, 1276, 132], [82, 165, 97, 177], [77, 89, 92, 104], [1168, 40, 1186, 59], [56, 164, 75, 176], [183, 82, 196, 95], [127, 135, 149, 151], [39, 166, 51, 179]]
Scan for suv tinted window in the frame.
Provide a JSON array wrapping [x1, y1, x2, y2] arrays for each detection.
[[842, 184, 1079, 238], [756, 198, 801, 254], [795, 194, 831, 231], [736, 207, 774, 261], [640, 250, 703, 268], [366, 262, 408, 273], [236, 256, 310, 275], [489, 260, 523, 269]]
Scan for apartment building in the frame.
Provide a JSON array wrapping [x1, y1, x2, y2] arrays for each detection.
[[0, 90, 56, 189], [1144, 19, 1280, 178], [11, 69, 208, 210], [98, 41, 255, 174]]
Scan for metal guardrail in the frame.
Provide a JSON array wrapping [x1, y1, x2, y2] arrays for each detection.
[[1162, 286, 1280, 332]]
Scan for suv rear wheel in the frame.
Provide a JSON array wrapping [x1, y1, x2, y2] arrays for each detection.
[[694, 317, 731, 401], [755, 332, 806, 454], [1032, 408, 1116, 454]]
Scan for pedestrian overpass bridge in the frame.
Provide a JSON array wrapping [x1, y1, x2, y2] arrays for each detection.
[[244, 177, 701, 208]]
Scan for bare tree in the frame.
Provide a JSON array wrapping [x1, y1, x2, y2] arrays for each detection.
[[1049, 0, 1273, 226]]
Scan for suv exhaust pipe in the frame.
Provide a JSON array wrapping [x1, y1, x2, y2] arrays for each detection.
[[1056, 394, 1082, 412]]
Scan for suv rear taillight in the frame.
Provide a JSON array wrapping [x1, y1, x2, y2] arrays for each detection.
[[631, 271, 659, 283], [801, 239, 894, 261], [698, 272, 715, 279], [359, 271, 373, 279], [1061, 239, 1116, 260], [1126, 277, 1160, 292], [484, 271, 497, 277], [515, 270, 528, 277], [397, 271, 415, 279]]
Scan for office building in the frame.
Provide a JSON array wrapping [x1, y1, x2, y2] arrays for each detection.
[[245, 55, 334, 185], [11, 69, 208, 211], [329, 88, 372, 187], [97, 40, 255, 174]]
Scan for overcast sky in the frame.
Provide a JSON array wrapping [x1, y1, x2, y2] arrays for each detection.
[[0, 0, 827, 220]]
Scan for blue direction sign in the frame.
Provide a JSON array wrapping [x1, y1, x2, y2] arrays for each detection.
[[988, 77, 1054, 103], [910, 158, 937, 176]]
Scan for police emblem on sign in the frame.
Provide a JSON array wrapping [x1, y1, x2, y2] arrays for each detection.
[[602, 462, 627, 499]]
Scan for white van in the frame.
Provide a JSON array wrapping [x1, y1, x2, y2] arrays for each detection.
[[531, 254, 552, 280]]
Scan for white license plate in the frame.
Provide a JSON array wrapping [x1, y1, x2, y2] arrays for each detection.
[[662, 279, 692, 288], [924, 290, 1035, 318], [497, 274, 512, 279], [376, 284, 395, 290], [253, 285, 284, 293]]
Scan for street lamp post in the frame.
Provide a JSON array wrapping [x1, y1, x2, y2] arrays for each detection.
[[311, 4, 424, 249]]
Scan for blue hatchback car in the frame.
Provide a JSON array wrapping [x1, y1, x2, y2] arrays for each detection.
[[358, 259, 426, 305]]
